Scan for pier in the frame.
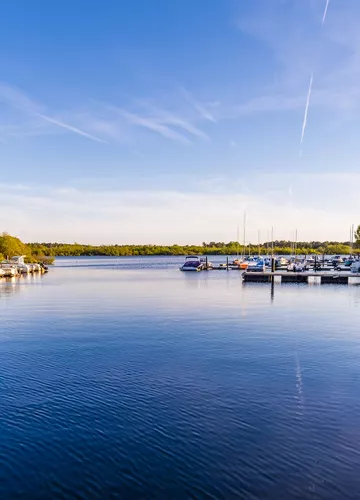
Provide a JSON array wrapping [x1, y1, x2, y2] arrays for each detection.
[[242, 271, 360, 285]]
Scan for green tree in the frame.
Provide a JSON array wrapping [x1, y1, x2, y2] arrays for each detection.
[[0, 232, 29, 260], [355, 225, 360, 248]]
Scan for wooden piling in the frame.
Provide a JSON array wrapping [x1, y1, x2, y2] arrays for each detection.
[[271, 257, 275, 273]]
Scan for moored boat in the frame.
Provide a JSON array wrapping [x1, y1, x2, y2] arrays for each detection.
[[9, 255, 31, 274], [240, 257, 259, 270], [247, 259, 266, 272], [0, 262, 18, 277], [180, 256, 204, 272], [200, 257, 212, 269]]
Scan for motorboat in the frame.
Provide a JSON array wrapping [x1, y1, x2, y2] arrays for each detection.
[[200, 257, 212, 269], [247, 260, 266, 272], [350, 261, 360, 273], [239, 257, 258, 270], [180, 256, 204, 272], [276, 257, 288, 267], [26, 263, 41, 273], [287, 260, 308, 272], [40, 263, 49, 273], [9, 255, 30, 274], [331, 255, 344, 266], [0, 261, 18, 277]]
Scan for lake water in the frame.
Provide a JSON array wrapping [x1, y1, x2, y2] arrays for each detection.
[[1, 256, 360, 499]]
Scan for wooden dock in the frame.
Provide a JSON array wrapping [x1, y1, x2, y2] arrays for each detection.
[[242, 271, 360, 285]]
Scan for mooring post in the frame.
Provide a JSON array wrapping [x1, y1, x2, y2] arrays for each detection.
[[271, 257, 275, 273], [314, 255, 317, 272], [205, 256, 208, 270], [226, 256, 229, 271]]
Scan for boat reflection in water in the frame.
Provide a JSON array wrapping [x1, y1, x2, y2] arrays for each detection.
[[0, 277, 20, 298], [0, 273, 44, 300]]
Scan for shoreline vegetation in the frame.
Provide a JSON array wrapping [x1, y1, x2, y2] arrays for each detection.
[[2, 232, 360, 264], [0, 233, 55, 265], [29, 239, 360, 259]]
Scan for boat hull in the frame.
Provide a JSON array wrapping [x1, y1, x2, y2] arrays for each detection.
[[180, 266, 202, 272]]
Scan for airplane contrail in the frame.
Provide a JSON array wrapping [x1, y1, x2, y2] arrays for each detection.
[[322, 0, 330, 25], [300, 72, 314, 144], [37, 113, 107, 143], [299, 1, 329, 150]]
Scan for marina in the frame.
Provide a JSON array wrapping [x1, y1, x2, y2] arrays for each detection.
[[179, 254, 360, 284]]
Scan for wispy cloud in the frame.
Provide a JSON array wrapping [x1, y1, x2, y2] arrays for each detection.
[[180, 86, 217, 123], [234, 0, 360, 121], [139, 101, 210, 141], [120, 109, 192, 144], [1, 174, 358, 243], [117, 99, 210, 144], [233, 94, 305, 116], [0, 82, 212, 145], [0, 83, 42, 113], [159, 113, 209, 141], [0, 83, 106, 143]]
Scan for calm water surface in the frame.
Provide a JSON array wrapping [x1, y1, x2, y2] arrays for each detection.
[[1, 256, 360, 499]]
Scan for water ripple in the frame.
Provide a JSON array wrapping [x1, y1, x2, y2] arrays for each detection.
[[1, 261, 360, 498]]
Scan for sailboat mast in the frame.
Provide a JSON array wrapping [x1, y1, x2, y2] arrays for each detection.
[[236, 225, 240, 259], [242, 210, 247, 258]]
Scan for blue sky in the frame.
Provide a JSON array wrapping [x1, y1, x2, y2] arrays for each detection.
[[1, 0, 359, 244]]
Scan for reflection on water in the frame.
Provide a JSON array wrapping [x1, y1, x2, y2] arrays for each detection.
[[1, 257, 360, 499], [0, 277, 19, 298], [0, 274, 44, 299]]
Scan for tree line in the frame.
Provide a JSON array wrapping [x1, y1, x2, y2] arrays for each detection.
[[28, 238, 360, 258], [0, 233, 54, 264], [2, 230, 360, 262]]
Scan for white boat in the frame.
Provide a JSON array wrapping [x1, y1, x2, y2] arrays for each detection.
[[287, 259, 308, 272], [27, 263, 41, 273], [31, 263, 41, 272], [180, 256, 204, 272], [200, 257, 212, 269], [350, 261, 360, 273], [247, 260, 266, 272], [0, 262, 18, 277], [9, 255, 30, 274], [0, 269, 5, 278]]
